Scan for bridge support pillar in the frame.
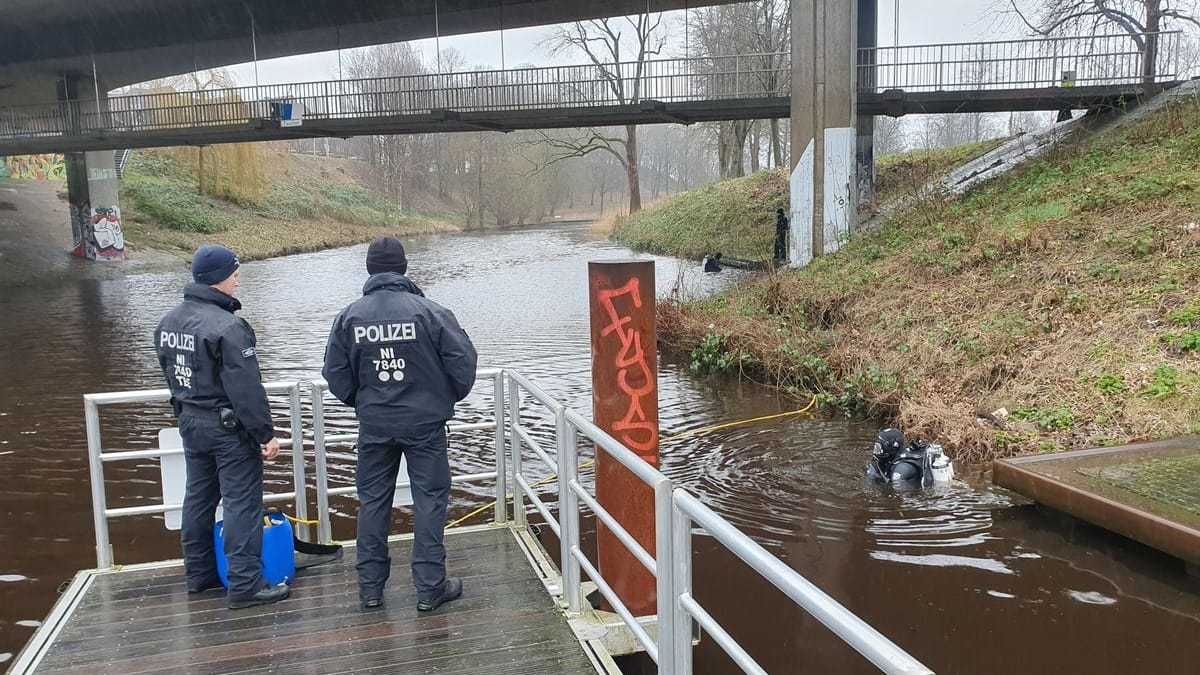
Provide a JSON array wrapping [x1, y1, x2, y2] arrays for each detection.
[[856, 0, 878, 215], [59, 74, 124, 261], [788, 0, 873, 267]]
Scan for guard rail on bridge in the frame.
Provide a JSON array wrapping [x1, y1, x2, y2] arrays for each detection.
[[0, 33, 1181, 154]]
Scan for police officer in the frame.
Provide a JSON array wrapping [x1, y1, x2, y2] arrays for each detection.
[[774, 208, 789, 262], [154, 244, 289, 610], [323, 236, 478, 611]]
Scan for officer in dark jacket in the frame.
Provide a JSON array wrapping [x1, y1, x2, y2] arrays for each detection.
[[774, 208, 789, 261], [323, 237, 478, 611], [154, 244, 289, 610]]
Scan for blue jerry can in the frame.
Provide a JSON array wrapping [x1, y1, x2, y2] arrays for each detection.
[[214, 511, 295, 587]]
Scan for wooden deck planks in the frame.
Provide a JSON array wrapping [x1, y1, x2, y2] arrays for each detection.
[[32, 527, 595, 675]]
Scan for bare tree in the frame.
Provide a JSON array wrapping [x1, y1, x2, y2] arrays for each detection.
[[344, 43, 432, 205], [541, 14, 666, 213], [689, 1, 789, 177], [1007, 0, 1200, 81], [874, 116, 908, 157]]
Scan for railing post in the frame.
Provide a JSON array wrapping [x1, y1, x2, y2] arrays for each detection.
[[937, 45, 945, 90], [735, 54, 742, 97], [654, 479, 676, 674], [1173, 33, 1180, 81], [84, 397, 113, 568], [311, 383, 333, 543], [671, 490, 693, 673], [288, 383, 310, 542], [1051, 39, 1060, 89], [507, 375, 526, 529], [556, 408, 582, 613], [493, 371, 507, 525]]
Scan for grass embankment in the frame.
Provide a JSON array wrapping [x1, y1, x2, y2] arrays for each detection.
[[119, 149, 460, 261], [660, 99, 1200, 462], [875, 138, 1006, 203], [608, 140, 1004, 262], [611, 169, 789, 262]]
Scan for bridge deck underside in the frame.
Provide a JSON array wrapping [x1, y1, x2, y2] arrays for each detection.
[[24, 526, 595, 674], [0, 84, 1165, 155]]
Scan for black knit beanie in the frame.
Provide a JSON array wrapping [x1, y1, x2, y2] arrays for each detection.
[[366, 237, 408, 275]]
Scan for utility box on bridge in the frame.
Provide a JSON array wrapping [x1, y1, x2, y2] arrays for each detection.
[[269, 99, 304, 128]]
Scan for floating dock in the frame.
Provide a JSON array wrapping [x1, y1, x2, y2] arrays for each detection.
[[15, 526, 604, 674], [994, 438, 1200, 565]]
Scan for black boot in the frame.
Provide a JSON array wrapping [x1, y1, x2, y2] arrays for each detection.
[[228, 583, 290, 610], [417, 577, 462, 612]]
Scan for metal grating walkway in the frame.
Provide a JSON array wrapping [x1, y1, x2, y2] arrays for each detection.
[[23, 526, 597, 674]]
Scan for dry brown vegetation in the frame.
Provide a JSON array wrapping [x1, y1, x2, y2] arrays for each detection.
[[662, 97, 1200, 463]]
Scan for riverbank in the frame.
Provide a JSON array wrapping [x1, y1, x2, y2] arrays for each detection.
[[608, 140, 1005, 263], [119, 149, 462, 262], [654, 97, 1200, 462]]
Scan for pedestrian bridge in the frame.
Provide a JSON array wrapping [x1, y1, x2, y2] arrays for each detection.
[[0, 33, 1183, 155]]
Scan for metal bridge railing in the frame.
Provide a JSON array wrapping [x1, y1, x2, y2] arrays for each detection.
[[859, 32, 1182, 93], [81, 368, 930, 673], [0, 53, 789, 140]]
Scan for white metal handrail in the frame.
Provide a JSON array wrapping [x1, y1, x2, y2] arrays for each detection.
[[83, 381, 307, 568], [671, 489, 934, 674], [80, 368, 931, 673], [503, 371, 931, 674], [506, 369, 672, 665]]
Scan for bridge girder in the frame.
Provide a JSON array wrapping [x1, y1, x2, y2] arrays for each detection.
[[0, 0, 741, 106]]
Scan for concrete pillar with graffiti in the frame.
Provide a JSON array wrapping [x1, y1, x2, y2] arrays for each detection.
[[60, 74, 124, 261], [588, 260, 660, 617], [789, 0, 870, 267]]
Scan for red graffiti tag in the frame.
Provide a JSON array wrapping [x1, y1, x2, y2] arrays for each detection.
[[597, 278, 658, 456]]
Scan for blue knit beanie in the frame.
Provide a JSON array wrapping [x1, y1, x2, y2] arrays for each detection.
[[192, 244, 240, 285]]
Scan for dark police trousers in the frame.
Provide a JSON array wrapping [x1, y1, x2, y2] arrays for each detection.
[[179, 415, 267, 600], [355, 426, 451, 603]]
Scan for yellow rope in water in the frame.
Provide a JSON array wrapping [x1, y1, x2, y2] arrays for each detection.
[[445, 395, 817, 530], [659, 395, 818, 442]]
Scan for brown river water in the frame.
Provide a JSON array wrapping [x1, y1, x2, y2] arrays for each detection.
[[1, 222, 1198, 673]]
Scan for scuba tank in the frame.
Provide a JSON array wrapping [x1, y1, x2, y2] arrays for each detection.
[[922, 442, 955, 485], [866, 429, 955, 486]]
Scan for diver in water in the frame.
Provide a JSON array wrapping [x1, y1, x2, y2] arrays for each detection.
[[866, 427, 954, 486]]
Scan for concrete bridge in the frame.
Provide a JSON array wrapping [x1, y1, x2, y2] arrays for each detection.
[[0, 0, 741, 107]]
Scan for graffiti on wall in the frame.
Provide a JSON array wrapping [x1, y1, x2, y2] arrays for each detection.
[[595, 277, 659, 460], [0, 154, 67, 181], [86, 206, 126, 260]]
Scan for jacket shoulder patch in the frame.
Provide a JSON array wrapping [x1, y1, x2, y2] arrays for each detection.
[[242, 347, 256, 358]]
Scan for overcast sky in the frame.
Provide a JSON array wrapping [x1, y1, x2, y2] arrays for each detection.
[[225, 1, 1033, 86]]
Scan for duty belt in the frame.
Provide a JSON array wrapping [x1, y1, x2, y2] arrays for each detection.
[[179, 405, 224, 423]]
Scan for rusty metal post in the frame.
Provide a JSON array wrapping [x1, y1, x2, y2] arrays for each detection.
[[588, 260, 659, 617]]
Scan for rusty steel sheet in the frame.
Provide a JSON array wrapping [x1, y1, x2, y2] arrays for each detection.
[[994, 438, 1200, 565], [588, 260, 660, 617]]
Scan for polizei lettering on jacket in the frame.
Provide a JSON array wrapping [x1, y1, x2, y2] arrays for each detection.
[[353, 322, 417, 344], [159, 331, 196, 352]]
